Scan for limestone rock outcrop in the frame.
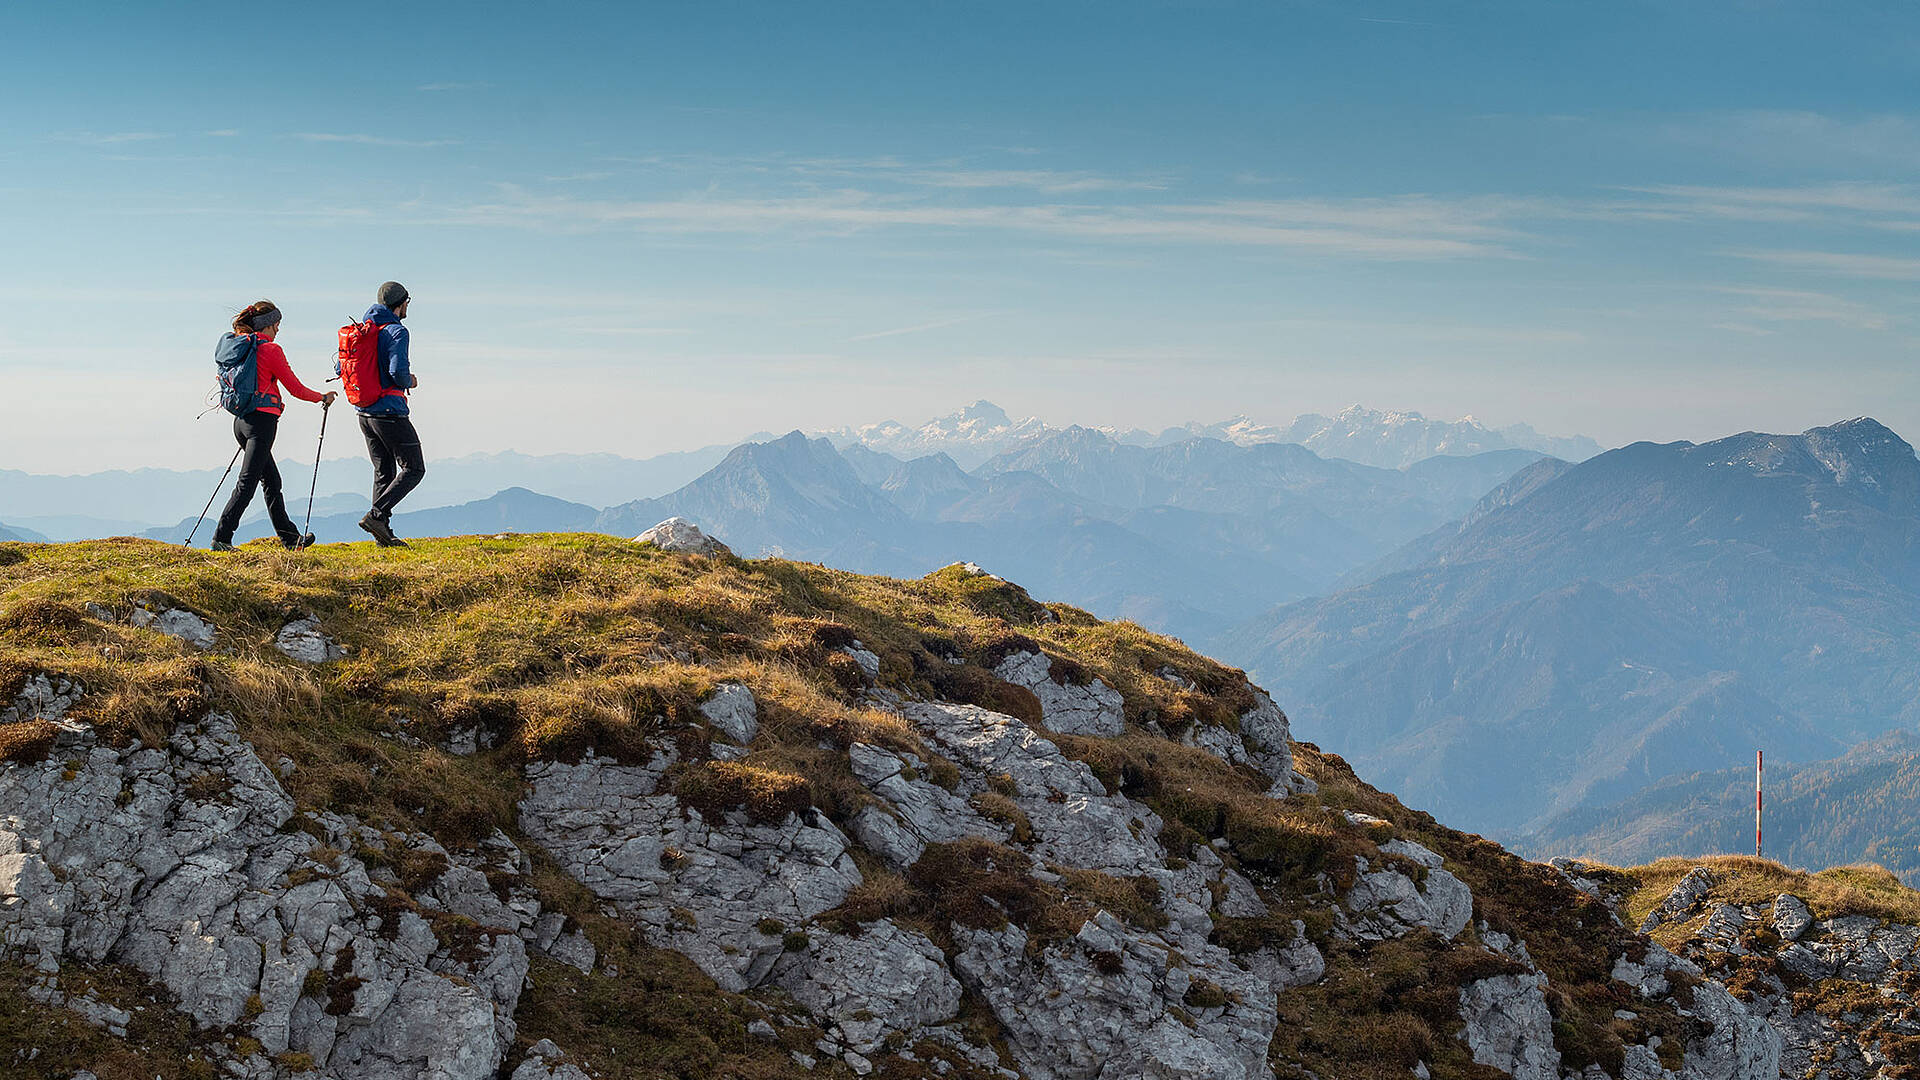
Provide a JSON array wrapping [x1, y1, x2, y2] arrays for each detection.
[[1457, 972, 1561, 1080], [992, 650, 1125, 737], [0, 710, 532, 1080], [953, 910, 1276, 1080], [517, 750, 861, 992]]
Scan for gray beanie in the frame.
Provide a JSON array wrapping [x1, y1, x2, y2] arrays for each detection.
[[376, 281, 410, 309]]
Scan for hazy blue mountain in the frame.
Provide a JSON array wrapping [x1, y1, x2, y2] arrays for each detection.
[[595, 427, 1549, 644], [875, 452, 978, 519], [141, 493, 376, 544], [0, 520, 47, 542], [1524, 731, 1920, 885], [1222, 418, 1920, 837], [10, 515, 173, 542], [0, 441, 743, 537], [423, 445, 743, 507], [1272, 405, 1605, 468], [597, 433, 927, 574], [147, 488, 600, 547], [369, 488, 602, 540]]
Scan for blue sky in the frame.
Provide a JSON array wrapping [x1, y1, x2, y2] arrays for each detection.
[[3, 0, 1916, 473]]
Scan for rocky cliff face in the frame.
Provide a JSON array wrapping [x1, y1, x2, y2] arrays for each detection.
[[1608, 861, 1920, 1079], [0, 532, 1901, 1079]]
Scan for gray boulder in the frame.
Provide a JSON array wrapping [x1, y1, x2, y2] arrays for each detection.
[[906, 702, 1163, 874], [953, 910, 1276, 1080], [1, 674, 84, 727], [772, 919, 962, 1054], [275, 617, 345, 663], [697, 682, 759, 745], [635, 517, 730, 556], [510, 1040, 593, 1080], [1457, 972, 1561, 1080], [1244, 920, 1325, 990], [1236, 689, 1312, 795], [1640, 866, 1716, 933], [127, 604, 215, 650], [993, 650, 1125, 737], [1680, 978, 1782, 1080], [844, 741, 1006, 869], [1340, 848, 1473, 942], [1771, 893, 1813, 942], [518, 752, 861, 991], [840, 642, 882, 680]]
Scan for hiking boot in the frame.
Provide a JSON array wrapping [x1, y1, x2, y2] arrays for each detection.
[[210, 540, 236, 552], [282, 532, 316, 551], [358, 513, 405, 548]]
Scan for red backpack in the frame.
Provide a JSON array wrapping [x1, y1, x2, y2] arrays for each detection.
[[337, 320, 386, 408]]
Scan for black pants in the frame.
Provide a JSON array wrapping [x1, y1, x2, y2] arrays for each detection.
[[215, 411, 299, 544], [360, 414, 426, 520]]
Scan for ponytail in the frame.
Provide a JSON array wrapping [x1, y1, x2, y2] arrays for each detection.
[[232, 300, 282, 334]]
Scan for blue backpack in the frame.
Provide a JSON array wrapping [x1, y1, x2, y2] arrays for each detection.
[[214, 333, 282, 416]]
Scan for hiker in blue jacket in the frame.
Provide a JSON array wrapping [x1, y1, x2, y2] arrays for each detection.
[[345, 282, 425, 547]]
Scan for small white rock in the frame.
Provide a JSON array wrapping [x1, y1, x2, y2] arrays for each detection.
[[636, 517, 731, 556]]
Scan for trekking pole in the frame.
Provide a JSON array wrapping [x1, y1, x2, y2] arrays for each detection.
[[304, 398, 331, 537], [184, 445, 245, 547]]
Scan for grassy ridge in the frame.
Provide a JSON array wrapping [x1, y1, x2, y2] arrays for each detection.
[[11, 535, 1917, 1078]]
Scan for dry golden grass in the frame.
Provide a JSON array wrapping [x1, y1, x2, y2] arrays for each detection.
[[0, 719, 57, 763], [1615, 854, 1920, 935], [0, 535, 1280, 864]]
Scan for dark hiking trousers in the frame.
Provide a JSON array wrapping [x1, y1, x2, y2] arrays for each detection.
[[359, 413, 426, 520], [215, 410, 300, 544]]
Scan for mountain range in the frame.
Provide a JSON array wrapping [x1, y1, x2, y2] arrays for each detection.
[[1222, 417, 1920, 843], [821, 400, 1604, 471], [594, 428, 1547, 641], [8, 401, 1596, 541], [4, 443, 741, 541]]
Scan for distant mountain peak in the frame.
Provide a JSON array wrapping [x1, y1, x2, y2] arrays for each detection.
[[949, 399, 1012, 427], [820, 401, 1602, 471]]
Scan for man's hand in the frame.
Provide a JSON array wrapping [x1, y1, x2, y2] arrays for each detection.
[[410, 374, 419, 389], [322, 391, 338, 407]]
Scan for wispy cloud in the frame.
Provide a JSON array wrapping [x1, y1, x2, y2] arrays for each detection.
[[1714, 286, 1892, 330], [773, 156, 1170, 193], [1727, 249, 1920, 280], [50, 131, 170, 145], [1618, 182, 1920, 230], [418, 81, 491, 92], [292, 133, 462, 148], [907, 168, 1168, 193], [204, 129, 240, 138], [848, 314, 987, 342], [436, 188, 1537, 259]]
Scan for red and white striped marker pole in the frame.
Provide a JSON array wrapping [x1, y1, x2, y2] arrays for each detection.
[[1755, 749, 1763, 859]]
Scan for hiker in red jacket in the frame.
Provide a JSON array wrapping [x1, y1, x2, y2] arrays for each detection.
[[210, 301, 336, 551], [341, 281, 424, 547]]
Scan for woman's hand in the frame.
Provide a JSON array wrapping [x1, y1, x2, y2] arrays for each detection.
[[323, 391, 338, 407]]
